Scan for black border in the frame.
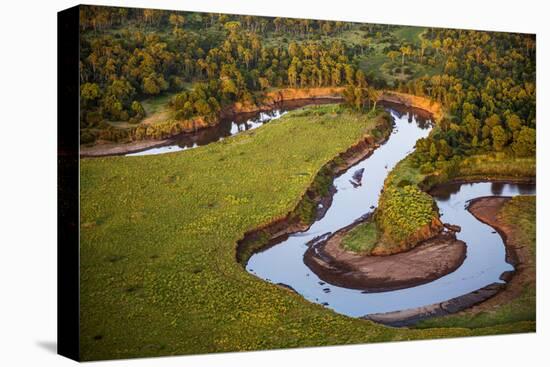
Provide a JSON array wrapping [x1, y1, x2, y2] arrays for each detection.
[[57, 4, 80, 362]]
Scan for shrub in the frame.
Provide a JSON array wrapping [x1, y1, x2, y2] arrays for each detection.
[[377, 185, 439, 246]]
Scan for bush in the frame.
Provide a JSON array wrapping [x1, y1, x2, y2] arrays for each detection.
[[377, 185, 438, 245]]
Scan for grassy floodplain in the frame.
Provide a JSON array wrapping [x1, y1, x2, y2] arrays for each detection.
[[79, 105, 534, 360]]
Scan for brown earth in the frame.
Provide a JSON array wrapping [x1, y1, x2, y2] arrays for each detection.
[[79, 138, 173, 157], [303, 222, 466, 292], [378, 91, 444, 121], [227, 87, 345, 115]]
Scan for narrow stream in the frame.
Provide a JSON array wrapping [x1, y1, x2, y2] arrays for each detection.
[[246, 105, 535, 317], [126, 98, 339, 156]]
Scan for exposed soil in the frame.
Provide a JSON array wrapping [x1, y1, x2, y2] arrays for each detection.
[[378, 91, 444, 121], [228, 87, 345, 115], [80, 138, 173, 158], [303, 222, 466, 292], [362, 195, 535, 326]]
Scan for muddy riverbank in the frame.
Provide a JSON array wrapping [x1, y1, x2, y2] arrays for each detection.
[[303, 222, 466, 292], [378, 91, 444, 122], [459, 196, 535, 314]]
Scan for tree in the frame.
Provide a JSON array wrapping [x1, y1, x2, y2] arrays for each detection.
[[169, 14, 185, 32], [129, 101, 145, 123], [224, 21, 241, 36], [420, 39, 430, 63], [512, 127, 535, 157], [400, 45, 412, 65], [221, 78, 238, 99], [491, 125, 507, 151], [80, 83, 101, 106], [193, 99, 211, 117], [506, 114, 523, 132], [355, 70, 367, 88], [367, 88, 381, 111], [464, 113, 480, 138], [429, 142, 438, 160], [142, 73, 167, 95], [288, 65, 298, 87], [387, 50, 400, 63], [344, 64, 355, 85]]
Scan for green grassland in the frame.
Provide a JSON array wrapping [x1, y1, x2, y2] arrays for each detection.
[[416, 195, 536, 329], [453, 153, 536, 180], [392, 26, 425, 46], [80, 105, 387, 359], [341, 220, 379, 254], [79, 105, 533, 360], [141, 93, 174, 115]]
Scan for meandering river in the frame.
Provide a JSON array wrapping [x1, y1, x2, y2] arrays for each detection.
[[123, 100, 534, 318], [246, 105, 535, 317]]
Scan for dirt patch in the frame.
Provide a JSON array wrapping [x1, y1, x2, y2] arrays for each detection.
[[80, 138, 173, 157], [304, 221, 466, 292]]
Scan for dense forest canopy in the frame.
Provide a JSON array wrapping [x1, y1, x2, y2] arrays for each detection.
[[79, 5, 535, 162]]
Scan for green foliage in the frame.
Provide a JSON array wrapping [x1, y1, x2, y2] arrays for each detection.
[[377, 185, 437, 245], [512, 127, 536, 157], [491, 125, 507, 151], [398, 29, 535, 160], [129, 101, 145, 123], [79, 7, 364, 135]]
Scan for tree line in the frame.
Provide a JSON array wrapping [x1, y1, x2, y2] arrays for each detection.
[[79, 6, 377, 142], [79, 5, 536, 163]]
